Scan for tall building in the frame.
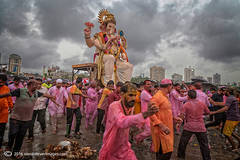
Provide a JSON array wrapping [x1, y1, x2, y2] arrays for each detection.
[[8, 54, 22, 75], [184, 66, 195, 82], [171, 73, 183, 83], [150, 66, 165, 82], [207, 77, 213, 83], [213, 73, 221, 85]]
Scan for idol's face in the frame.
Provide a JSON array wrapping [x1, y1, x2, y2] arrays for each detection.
[[106, 22, 116, 35]]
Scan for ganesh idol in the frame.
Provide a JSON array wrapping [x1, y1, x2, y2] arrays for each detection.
[[84, 9, 133, 86]]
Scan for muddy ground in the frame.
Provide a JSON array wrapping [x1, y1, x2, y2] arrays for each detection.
[[0, 112, 240, 160]]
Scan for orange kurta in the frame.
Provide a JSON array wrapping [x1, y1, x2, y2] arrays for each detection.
[[150, 90, 173, 154], [0, 85, 13, 123], [134, 91, 141, 114]]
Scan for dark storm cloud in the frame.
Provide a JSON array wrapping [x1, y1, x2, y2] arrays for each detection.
[[0, 0, 32, 36], [0, 34, 60, 69], [34, 0, 95, 42], [62, 54, 89, 71], [0, 0, 97, 70], [113, 0, 178, 50], [189, 0, 240, 63]]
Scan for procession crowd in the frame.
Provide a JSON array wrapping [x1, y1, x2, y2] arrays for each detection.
[[0, 73, 240, 160]]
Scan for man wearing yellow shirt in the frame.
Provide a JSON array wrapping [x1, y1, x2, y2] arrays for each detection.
[[96, 80, 114, 134], [134, 82, 144, 114], [65, 78, 88, 138], [42, 78, 52, 89]]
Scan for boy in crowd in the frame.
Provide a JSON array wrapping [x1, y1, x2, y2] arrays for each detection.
[[177, 90, 211, 160]]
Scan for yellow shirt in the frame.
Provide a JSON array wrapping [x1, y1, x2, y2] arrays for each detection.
[[42, 83, 52, 89], [66, 85, 82, 108], [98, 88, 112, 109], [134, 91, 141, 114]]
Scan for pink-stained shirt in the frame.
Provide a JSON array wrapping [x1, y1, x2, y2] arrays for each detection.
[[169, 89, 188, 117], [63, 87, 68, 100], [196, 89, 210, 107], [48, 86, 68, 115], [99, 101, 145, 160], [105, 91, 121, 123], [33, 87, 48, 110], [85, 87, 98, 113], [139, 89, 152, 133], [181, 99, 210, 132], [140, 90, 152, 113], [223, 95, 227, 104], [8, 83, 24, 104]]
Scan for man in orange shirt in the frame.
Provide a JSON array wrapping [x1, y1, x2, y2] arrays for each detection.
[[150, 78, 182, 160], [65, 77, 88, 138], [0, 73, 13, 151]]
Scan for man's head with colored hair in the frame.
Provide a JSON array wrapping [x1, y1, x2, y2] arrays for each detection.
[[143, 79, 152, 92], [188, 90, 197, 99], [107, 80, 114, 90], [226, 87, 236, 96], [121, 83, 137, 108], [173, 83, 181, 92], [116, 82, 124, 93], [193, 81, 202, 90], [160, 79, 173, 94], [90, 80, 97, 88]]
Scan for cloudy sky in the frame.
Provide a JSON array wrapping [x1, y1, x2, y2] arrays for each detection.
[[0, 0, 240, 84]]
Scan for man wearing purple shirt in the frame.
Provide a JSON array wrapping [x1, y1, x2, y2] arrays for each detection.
[[210, 88, 240, 151], [177, 90, 211, 160]]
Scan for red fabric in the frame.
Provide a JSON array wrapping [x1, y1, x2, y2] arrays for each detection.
[[93, 53, 99, 62], [104, 91, 121, 123], [79, 96, 82, 108]]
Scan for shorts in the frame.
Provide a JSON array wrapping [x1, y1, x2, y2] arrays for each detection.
[[223, 120, 239, 137]]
